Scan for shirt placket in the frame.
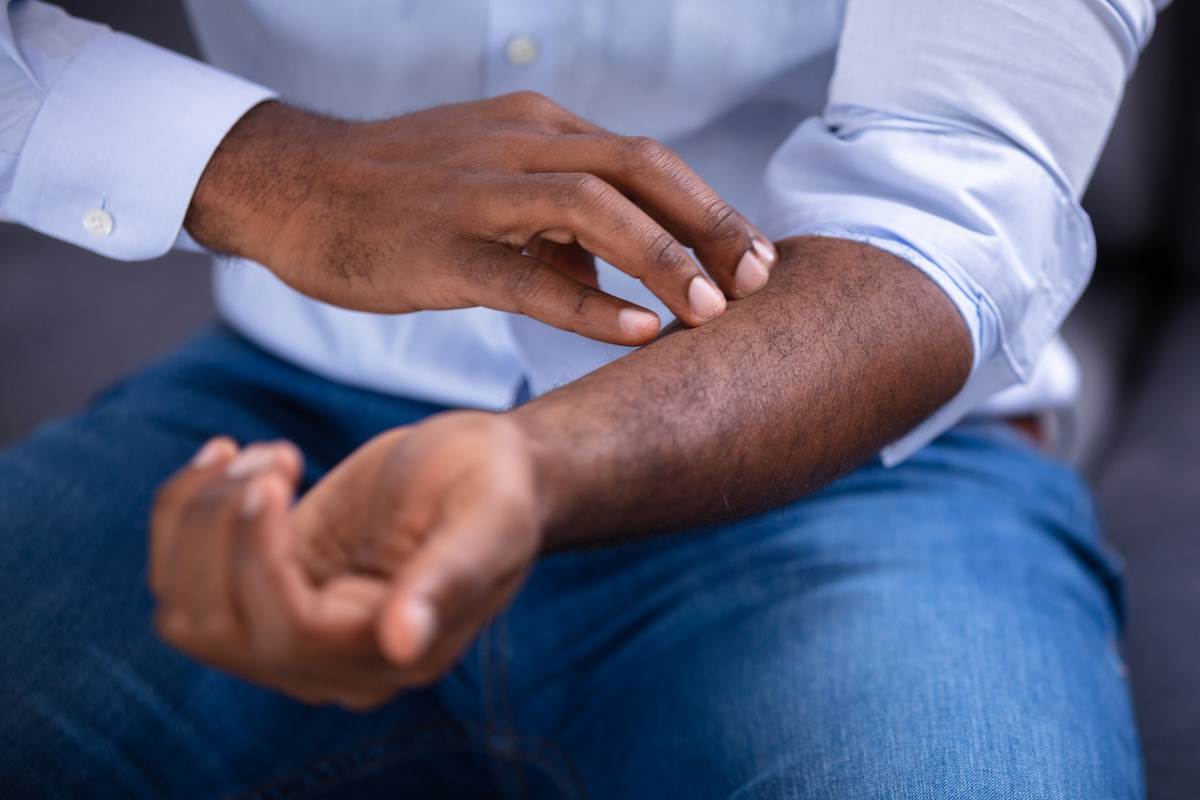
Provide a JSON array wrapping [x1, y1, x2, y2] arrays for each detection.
[[484, 0, 557, 98]]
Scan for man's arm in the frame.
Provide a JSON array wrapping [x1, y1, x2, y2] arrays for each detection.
[[515, 235, 971, 548], [145, 0, 1155, 707], [147, 234, 969, 707], [0, 3, 771, 345], [761, 0, 1165, 463]]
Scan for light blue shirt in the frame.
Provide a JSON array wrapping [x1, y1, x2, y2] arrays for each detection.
[[0, 0, 1166, 464]]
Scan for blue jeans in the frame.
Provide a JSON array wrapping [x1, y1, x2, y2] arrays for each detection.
[[0, 327, 1142, 799]]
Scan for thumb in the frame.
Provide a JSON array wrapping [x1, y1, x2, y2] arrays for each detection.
[[376, 505, 536, 666]]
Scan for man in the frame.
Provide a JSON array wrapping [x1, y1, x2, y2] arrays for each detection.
[[0, 0, 1162, 797]]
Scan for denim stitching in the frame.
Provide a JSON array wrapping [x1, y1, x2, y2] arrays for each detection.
[[479, 614, 588, 800], [220, 714, 590, 800], [493, 612, 530, 799], [221, 712, 592, 800], [480, 623, 495, 729], [479, 622, 516, 797], [224, 721, 477, 800], [479, 730, 590, 800]]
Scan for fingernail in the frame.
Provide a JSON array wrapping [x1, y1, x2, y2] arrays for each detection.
[[735, 250, 770, 296], [241, 482, 265, 520], [618, 308, 659, 337], [225, 446, 276, 480], [688, 275, 726, 321], [191, 438, 225, 469], [752, 238, 777, 267], [403, 599, 436, 659]]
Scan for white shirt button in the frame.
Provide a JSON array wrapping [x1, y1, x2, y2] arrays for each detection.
[[83, 208, 114, 238], [505, 34, 540, 67]]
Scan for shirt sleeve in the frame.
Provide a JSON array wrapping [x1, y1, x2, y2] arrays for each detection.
[[761, 0, 1168, 466], [0, 1, 276, 260]]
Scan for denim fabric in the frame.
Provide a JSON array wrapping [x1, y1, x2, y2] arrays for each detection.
[[0, 327, 1141, 799]]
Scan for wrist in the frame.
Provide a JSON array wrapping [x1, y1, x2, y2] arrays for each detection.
[[183, 100, 336, 265], [506, 404, 584, 553]]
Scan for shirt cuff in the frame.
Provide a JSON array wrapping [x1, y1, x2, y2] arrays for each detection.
[[762, 116, 1095, 466], [7, 30, 277, 260], [781, 224, 1011, 466]]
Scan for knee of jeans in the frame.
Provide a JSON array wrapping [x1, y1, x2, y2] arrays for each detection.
[[723, 748, 1142, 800]]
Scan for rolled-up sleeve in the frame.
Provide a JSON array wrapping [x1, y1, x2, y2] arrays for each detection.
[[0, 1, 275, 259], [762, 0, 1167, 465]]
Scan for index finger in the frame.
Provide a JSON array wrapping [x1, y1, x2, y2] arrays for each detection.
[[525, 134, 778, 299], [496, 173, 728, 327], [149, 436, 239, 597]]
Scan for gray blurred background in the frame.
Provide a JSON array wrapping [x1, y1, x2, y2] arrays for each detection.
[[3, 2, 1200, 798]]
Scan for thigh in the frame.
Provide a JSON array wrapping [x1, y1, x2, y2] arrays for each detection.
[[0, 328, 498, 799], [503, 423, 1141, 800]]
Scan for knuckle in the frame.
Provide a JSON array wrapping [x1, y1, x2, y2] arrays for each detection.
[[455, 244, 506, 292], [509, 90, 544, 105], [508, 90, 557, 119], [552, 173, 604, 210], [645, 231, 687, 276], [569, 284, 601, 318], [621, 136, 672, 174], [700, 198, 743, 245], [502, 257, 548, 301]]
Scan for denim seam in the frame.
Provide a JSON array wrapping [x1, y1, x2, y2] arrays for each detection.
[[220, 710, 592, 800], [224, 721, 477, 800], [479, 622, 512, 795], [498, 614, 516, 740], [477, 730, 590, 800], [493, 613, 526, 798], [480, 613, 588, 800]]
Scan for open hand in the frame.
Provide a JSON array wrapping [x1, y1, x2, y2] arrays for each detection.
[[149, 412, 542, 709], [184, 93, 777, 345]]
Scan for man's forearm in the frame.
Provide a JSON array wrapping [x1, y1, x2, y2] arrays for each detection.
[[511, 235, 973, 549], [150, 236, 971, 689]]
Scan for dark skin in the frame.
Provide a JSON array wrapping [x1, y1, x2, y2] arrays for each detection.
[[150, 234, 971, 709], [184, 95, 780, 343], [520, 234, 972, 545]]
